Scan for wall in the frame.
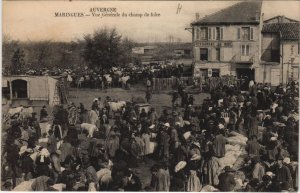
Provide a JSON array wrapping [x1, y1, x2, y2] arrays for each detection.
[[281, 40, 300, 83], [192, 24, 260, 78]]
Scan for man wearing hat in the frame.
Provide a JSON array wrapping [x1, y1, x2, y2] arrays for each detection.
[[213, 129, 227, 158], [157, 123, 170, 161], [40, 105, 48, 122], [252, 156, 265, 181], [171, 161, 187, 191], [276, 157, 293, 189], [218, 166, 236, 192], [50, 150, 62, 184]]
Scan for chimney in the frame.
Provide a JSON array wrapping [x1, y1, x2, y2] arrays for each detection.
[[255, 11, 260, 21], [195, 13, 200, 21]]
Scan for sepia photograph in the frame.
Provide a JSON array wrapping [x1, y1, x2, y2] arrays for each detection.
[[1, 0, 300, 192]]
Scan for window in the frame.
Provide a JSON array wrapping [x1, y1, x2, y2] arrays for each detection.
[[200, 27, 208, 40], [212, 69, 220, 77], [216, 48, 220, 61], [216, 27, 220, 40], [241, 45, 250, 56], [200, 48, 208, 61], [250, 27, 254, 40], [237, 28, 240, 40], [12, 79, 28, 99], [196, 28, 200, 40], [220, 27, 224, 40], [241, 27, 250, 40]]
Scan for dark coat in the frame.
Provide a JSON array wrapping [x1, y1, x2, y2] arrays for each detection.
[[218, 172, 236, 192], [276, 165, 293, 188]]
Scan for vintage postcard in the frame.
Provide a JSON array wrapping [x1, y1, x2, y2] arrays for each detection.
[[2, 0, 300, 192]]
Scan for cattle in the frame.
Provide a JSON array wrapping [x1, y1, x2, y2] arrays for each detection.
[[7, 106, 33, 121], [104, 74, 112, 88], [39, 122, 52, 137], [81, 123, 98, 138], [108, 101, 126, 117], [119, 76, 130, 88]]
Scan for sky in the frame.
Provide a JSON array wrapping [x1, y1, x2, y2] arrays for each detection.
[[3, 1, 300, 43]]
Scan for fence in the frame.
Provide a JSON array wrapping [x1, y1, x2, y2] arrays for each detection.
[[152, 76, 238, 92], [152, 77, 193, 91]]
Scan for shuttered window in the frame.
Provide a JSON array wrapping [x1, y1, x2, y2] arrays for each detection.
[[196, 28, 200, 40], [220, 27, 224, 40], [208, 28, 212, 40], [212, 28, 216, 40], [200, 27, 208, 40], [216, 27, 220, 40], [250, 27, 254, 40], [237, 27, 241, 40], [216, 48, 220, 61]]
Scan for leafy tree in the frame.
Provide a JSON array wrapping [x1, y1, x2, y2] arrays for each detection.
[[82, 27, 122, 73], [119, 37, 138, 67], [11, 47, 26, 75]]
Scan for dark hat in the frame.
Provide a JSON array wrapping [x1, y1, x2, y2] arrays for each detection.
[[3, 180, 12, 188], [224, 166, 235, 172], [278, 156, 284, 161], [252, 156, 260, 163]]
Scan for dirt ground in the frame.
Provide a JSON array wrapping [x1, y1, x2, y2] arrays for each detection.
[[68, 84, 210, 116]]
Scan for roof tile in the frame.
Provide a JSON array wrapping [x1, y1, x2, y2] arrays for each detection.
[[262, 23, 300, 40], [192, 1, 262, 25]]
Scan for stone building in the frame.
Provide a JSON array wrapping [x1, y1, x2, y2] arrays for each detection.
[[260, 16, 300, 85], [191, 1, 263, 85]]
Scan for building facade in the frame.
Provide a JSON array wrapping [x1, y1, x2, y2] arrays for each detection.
[[260, 16, 300, 85], [191, 2, 263, 84]]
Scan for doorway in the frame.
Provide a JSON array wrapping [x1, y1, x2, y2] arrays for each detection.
[[236, 68, 255, 90]]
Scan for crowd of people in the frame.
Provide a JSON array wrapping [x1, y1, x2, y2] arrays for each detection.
[[1, 79, 299, 192]]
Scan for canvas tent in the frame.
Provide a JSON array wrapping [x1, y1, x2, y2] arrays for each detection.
[[2, 76, 68, 107]]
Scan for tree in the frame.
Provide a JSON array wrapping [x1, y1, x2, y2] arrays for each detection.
[[11, 47, 26, 75], [82, 27, 122, 73], [119, 37, 137, 67]]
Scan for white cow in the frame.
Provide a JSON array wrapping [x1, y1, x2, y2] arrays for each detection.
[[39, 122, 52, 137], [108, 101, 126, 115], [7, 106, 33, 121], [104, 74, 112, 88], [81, 123, 98, 138]]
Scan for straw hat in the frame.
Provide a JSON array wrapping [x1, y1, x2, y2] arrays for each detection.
[[218, 123, 225, 129], [266, 171, 275, 177], [190, 154, 201, 161], [149, 124, 155, 129], [270, 137, 277, 141], [283, 157, 291, 164], [164, 123, 170, 128]]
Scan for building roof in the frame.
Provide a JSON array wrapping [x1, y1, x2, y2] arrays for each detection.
[[192, 1, 262, 25], [144, 46, 157, 50], [262, 22, 300, 40], [264, 15, 299, 24]]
